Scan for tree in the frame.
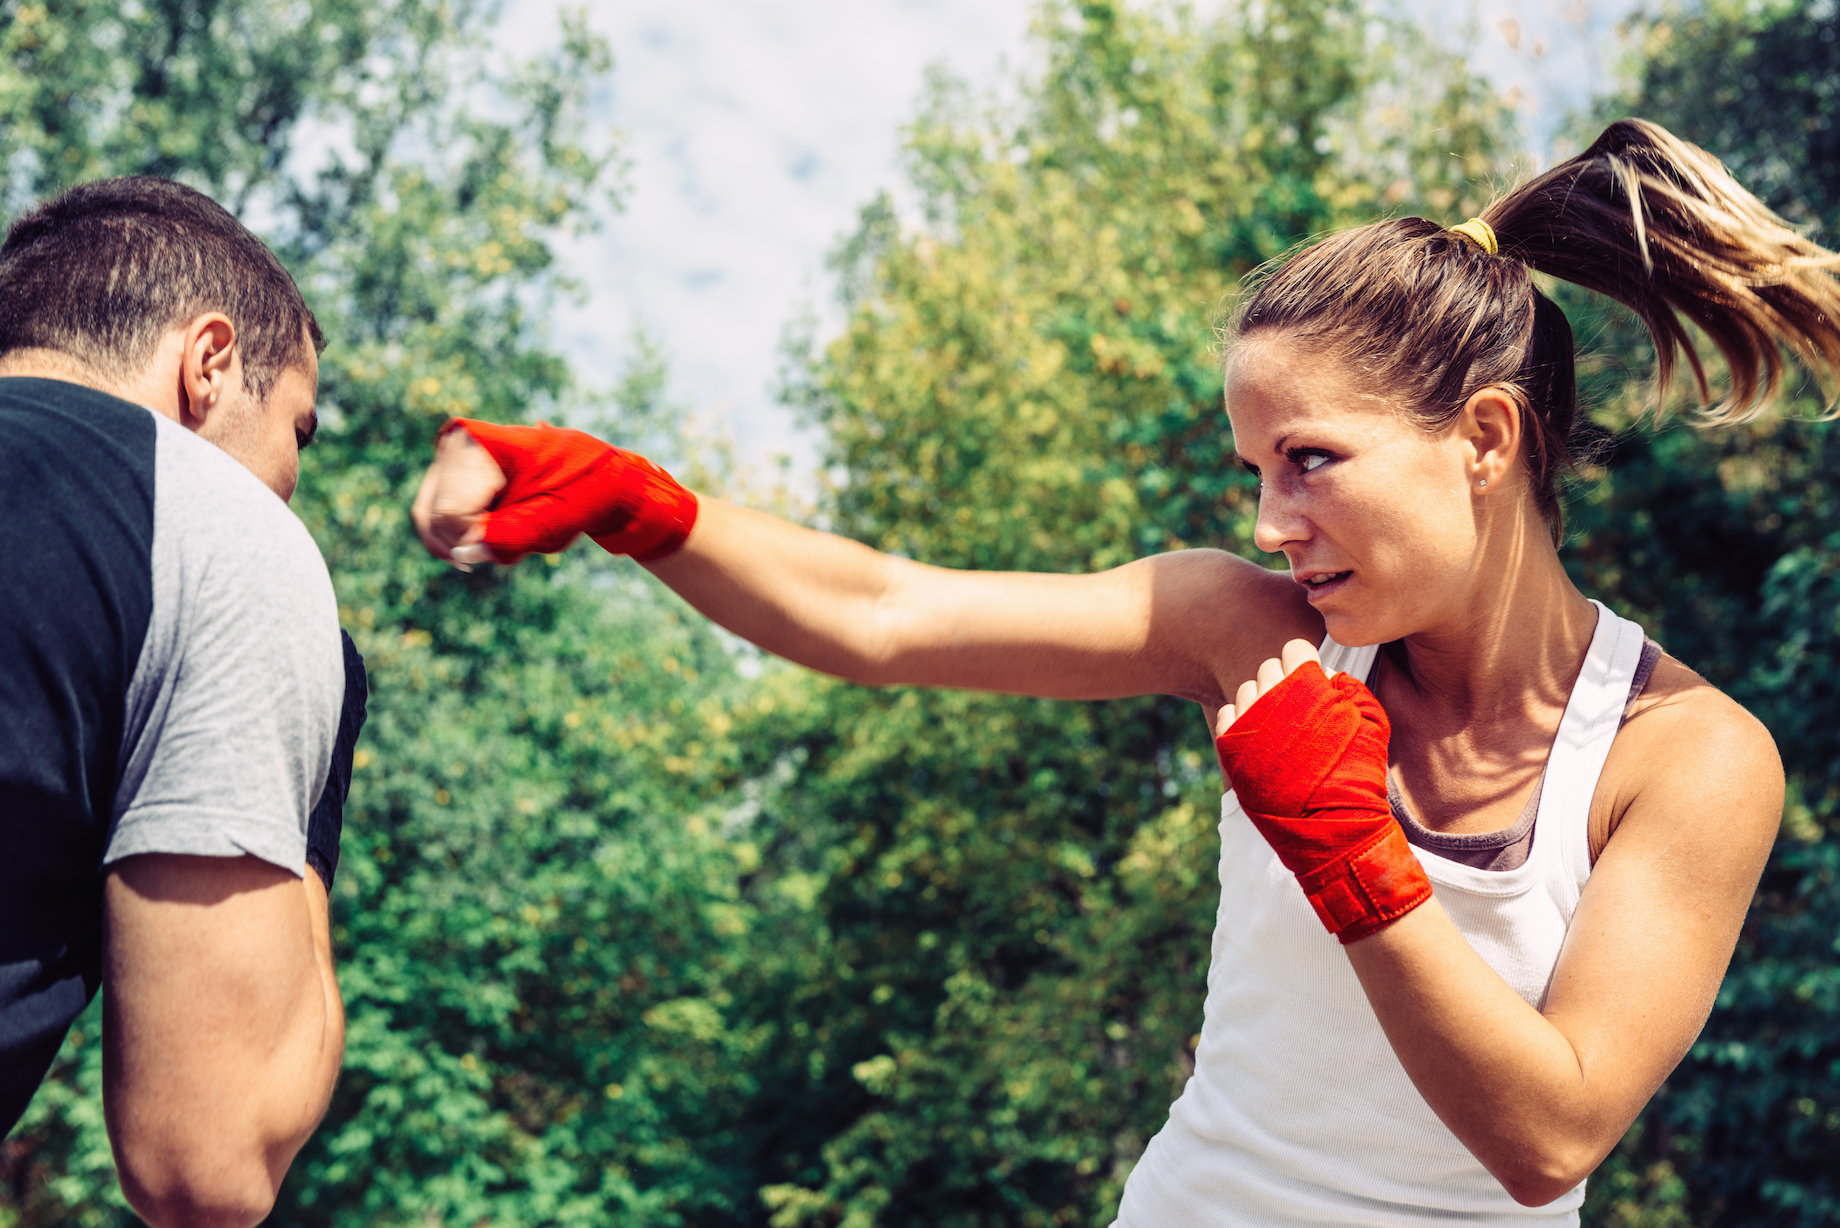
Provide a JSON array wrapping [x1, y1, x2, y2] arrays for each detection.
[[1559, 2, 1840, 1222], [0, 3, 795, 1224], [749, 3, 1521, 1223]]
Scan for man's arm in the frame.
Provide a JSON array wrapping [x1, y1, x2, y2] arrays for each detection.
[[103, 854, 343, 1228]]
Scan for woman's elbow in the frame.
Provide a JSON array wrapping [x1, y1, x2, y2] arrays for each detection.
[[822, 612, 908, 688], [117, 1145, 280, 1228], [1501, 1173, 1583, 1209], [1495, 1142, 1599, 1208]]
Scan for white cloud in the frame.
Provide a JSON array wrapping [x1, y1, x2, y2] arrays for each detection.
[[501, 0, 1036, 480], [1418, 0, 1646, 158], [499, 0, 1641, 485]]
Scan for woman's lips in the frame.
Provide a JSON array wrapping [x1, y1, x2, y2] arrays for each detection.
[[1299, 570, 1352, 602]]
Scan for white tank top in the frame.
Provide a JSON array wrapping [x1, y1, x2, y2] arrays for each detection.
[[1113, 600, 1649, 1226]]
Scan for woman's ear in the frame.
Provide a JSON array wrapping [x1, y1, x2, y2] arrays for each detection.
[[1460, 385, 1523, 494]]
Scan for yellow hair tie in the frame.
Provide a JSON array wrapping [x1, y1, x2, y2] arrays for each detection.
[[1447, 218, 1499, 256]]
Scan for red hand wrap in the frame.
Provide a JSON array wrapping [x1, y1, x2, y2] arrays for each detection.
[[444, 419, 698, 564], [1214, 662, 1432, 944]]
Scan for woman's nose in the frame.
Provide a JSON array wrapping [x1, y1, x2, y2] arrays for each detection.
[[1252, 486, 1306, 555]]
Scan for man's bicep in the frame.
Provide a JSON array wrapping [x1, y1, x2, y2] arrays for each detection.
[[104, 855, 322, 1115], [103, 854, 337, 1223]]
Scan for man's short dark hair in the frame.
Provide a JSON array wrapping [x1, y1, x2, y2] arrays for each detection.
[[0, 176, 324, 401]]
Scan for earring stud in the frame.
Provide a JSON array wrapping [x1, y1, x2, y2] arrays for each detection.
[[1478, 478, 1488, 488]]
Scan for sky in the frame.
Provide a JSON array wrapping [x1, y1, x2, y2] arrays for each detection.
[[499, 0, 1646, 485]]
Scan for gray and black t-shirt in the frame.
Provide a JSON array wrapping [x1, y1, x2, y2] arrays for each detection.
[[0, 377, 341, 1136]]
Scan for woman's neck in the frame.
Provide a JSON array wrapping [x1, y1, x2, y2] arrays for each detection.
[[1380, 531, 1598, 735]]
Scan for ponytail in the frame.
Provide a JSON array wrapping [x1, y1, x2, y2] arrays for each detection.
[[1484, 118, 1840, 423], [1232, 118, 1840, 531]]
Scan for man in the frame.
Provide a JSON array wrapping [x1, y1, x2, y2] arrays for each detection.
[[0, 176, 365, 1228]]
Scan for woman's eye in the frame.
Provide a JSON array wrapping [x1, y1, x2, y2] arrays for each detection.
[[1288, 448, 1330, 473]]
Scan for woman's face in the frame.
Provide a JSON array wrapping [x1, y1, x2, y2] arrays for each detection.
[[1225, 334, 1484, 647]]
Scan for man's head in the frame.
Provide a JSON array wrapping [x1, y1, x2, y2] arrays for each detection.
[[0, 176, 324, 500]]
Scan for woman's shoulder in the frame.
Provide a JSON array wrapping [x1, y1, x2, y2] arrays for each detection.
[[1144, 549, 1324, 696], [1623, 651, 1775, 758], [1593, 649, 1783, 860]]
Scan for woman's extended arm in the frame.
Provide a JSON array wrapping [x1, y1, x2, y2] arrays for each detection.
[[412, 423, 1316, 703], [650, 498, 1303, 701]]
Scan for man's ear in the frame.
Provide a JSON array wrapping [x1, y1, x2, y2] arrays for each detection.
[[1460, 385, 1524, 492], [176, 314, 239, 429]]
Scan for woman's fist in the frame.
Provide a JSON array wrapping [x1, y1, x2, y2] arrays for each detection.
[[1215, 643, 1432, 944], [411, 419, 698, 566]]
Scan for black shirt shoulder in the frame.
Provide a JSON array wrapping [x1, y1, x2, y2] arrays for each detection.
[[0, 377, 157, 1137]]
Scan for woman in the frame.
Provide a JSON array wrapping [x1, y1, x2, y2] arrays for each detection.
[[413, 120, 1840, 1222]]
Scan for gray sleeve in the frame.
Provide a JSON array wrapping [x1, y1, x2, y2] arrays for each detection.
[[105, 413, 343, 874]]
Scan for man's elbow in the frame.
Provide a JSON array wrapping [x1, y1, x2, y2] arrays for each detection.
[[116, 1141, 282, 1228]]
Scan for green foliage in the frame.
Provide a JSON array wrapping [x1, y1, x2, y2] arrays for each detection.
[[1566, 404, 1840, 1228], [294, 558, 774, 1227], [1563, 1, 1840, 1222], [757, 3, 1521, 1222], [1604, 0, 1840, 234], [0, 0, 377, 208], [745, 684, 1224, 1226], [812, 0, 1517, 573], [1581, 1119, 1697, 1228], [12, 0, 1840, 1224]]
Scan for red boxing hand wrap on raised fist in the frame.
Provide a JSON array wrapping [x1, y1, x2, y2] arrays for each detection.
[[1215, 662, 1432, 944], [444, 418, 698, 564]]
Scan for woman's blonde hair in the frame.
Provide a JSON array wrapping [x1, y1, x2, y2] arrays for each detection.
[[1231, 118, 1840, 529]]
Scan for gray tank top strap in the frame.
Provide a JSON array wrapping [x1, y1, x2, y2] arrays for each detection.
[[1317, 636, 1380, 683]]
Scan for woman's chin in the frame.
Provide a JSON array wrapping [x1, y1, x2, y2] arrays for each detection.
[[1319, 608, 1389, 649]]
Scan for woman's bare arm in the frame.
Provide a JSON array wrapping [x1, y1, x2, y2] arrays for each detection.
[[1345, 680, 1779, 1205], [649, 498, 1311, 702], [412, 427, 1319, 704]]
